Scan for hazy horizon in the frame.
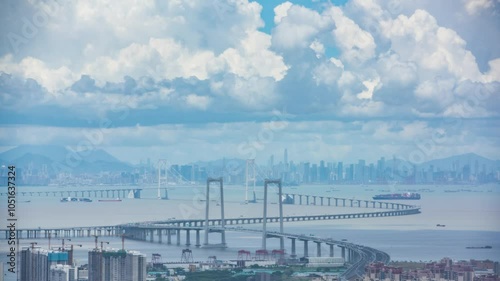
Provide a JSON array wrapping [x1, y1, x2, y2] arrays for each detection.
[[0, 144, 498, 167]]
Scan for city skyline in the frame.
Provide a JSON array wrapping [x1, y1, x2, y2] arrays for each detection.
[[1, 144, 498, 186]]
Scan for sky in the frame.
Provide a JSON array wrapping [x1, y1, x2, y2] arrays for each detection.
[[0, 0, 499, 165]]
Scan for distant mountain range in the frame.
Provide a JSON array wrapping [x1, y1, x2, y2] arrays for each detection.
[[417, 152, 498, 171], [0, 145, 132, 175]]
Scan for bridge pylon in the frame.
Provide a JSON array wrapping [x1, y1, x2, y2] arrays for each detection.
[[203, 177, 227, 248], [262, 179, 284, 251], [245, 159, 257, 203], [157, 159, 169, 200]]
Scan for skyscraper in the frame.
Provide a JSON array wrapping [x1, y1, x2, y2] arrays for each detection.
[[356, 159, 366, 183], [21, 247, 78, 281], [283, 149, 288, 182], [319, 160, 327, 182], [21, 247, 50, 281], [337, 162, 343, 181], [88, 249, 146, 281]]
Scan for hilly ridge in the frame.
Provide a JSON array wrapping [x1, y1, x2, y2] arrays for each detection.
[[0, 145, 132, 175]]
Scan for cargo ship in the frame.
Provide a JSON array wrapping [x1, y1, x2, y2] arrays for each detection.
[[466, 246, 492, 249], [372, 192, 421, 200]]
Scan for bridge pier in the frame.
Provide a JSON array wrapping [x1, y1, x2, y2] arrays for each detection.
[[328, 198, 331, 206], [149, 229, 154, 242], [158, 230, 162, 244], [320, 197, 324, 206], [313, 196, 316, 205], [306, 196, 309, 205], [315, 242, 321, 257], [303, 240, 308, 257], [341, 247, 345, 260], [186, 230, 191, 246], [195, 230, 201, 247], [350, 199, 353, 207], [329, 244, 334, 257], [299, 195, 302, 205], [167, 230, 172, 245], [342, 199, 346, 207], [290, 238, 296, 258], [176, 229, 181, 246]]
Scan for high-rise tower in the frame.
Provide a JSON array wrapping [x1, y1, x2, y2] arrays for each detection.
[[88, 249, 146, 281]]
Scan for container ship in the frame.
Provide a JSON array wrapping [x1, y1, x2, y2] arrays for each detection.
[[466, 246, 492, 249], [372, 192, 421, 200]]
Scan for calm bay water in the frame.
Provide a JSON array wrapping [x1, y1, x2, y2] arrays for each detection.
[[1, 183, 499, 279]]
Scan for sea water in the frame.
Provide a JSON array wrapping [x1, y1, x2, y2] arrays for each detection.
[[1, 184, 499, 280]]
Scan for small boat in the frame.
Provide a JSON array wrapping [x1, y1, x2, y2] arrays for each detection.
[[436, 224, 445, 227]]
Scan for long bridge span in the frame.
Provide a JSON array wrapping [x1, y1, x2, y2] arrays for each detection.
[[0, 223, 393, 280], [0, 188, 143, 199], [1, 207, 420, 241], [0, 188, 418, 212]]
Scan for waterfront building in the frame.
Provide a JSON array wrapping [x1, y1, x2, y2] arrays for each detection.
[[365, 258, 499, 281], [77, 265, 89, 281], [21, 247, 50, 281], [88, 249, 146, 281], [49, 264, 77, 281], [21, 247, 77, 281]]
